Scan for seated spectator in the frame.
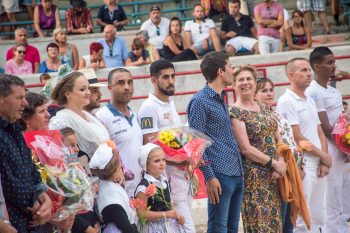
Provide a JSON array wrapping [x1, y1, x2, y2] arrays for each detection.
[[201, 0, 229, 22], [254, 0, 283, 54], [38, 43, 64, 73], [136, 30, 160, 62], [53, 26, 79, 70], [97, 25, 128, 68], [23, 0, 40, 19], [34, 0, 61, 37], [140, 5, 170, 52], [79, 42, 106, 69], [343, 101, 349, 113], [96, 0, 128, 32], [40, 73, 52, 84], [163, 17, 197, 62], [6, 28, 40, 73], [220, 0, 259, 56], [125, 38, 152, 66], [66, 0, 93, 34], [4, 44, 33, 75], [0, 0, 19, 32], [184, 4, 221, 56], [279, 8, 290, 52], [286, 10, 312, 50]]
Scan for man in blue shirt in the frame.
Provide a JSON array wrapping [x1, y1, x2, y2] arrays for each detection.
[[0, 74, 52, 232], [97, 25, 128, 68], [187, 51, 243, 233]]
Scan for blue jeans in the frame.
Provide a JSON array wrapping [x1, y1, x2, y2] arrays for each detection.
[[207, 173, 244, 233], [282, 202, 294, 233]]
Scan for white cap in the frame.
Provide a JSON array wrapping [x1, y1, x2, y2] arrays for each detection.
[[139, 143, 161, 172], [80, 68, 107, 87], [89, 143, 113, 169]]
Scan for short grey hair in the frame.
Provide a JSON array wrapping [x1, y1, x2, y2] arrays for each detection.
[[15, 28, 27, 36], [136, 30, 149, 43]]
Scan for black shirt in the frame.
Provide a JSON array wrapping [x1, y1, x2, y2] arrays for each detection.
[[101, 204, 138, 233], [221, 14, 254, 38], [97, 4, 127, 31]]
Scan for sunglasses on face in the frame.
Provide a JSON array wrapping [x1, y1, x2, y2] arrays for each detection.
[[132, 47, 141, 51], [156, 27, 160, 36], [17, 50, 26, 54]]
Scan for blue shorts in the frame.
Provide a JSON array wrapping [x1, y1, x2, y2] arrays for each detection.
[[22, 0, 40, 6]]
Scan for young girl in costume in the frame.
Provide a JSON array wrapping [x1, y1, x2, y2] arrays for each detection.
[[134, 143, 185, 232], [90, 141, 138, 233]]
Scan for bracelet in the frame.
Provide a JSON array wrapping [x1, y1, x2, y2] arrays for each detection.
[[265, 157, 273, 167], [1, 220, 11, 225], [162, 211, 166, 219]]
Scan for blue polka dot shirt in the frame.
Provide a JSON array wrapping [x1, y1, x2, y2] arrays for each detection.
[[0, 118, 46, 232], [187, 85, 243, 181]]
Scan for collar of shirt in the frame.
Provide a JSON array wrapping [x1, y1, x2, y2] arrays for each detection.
[[192, 18, 206, 23], [144, 173, 168, 189], [106, 102, 135, 126], [203, 84, 226, 101], [148, 93, 172, 106], [286, 89, 307, 101], [104, 4, 119, 11]]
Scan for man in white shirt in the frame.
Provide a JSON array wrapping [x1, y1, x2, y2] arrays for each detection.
[[140, 5, 170, 52], [305, 47, 349, 233], [138, 60, 195, 233], [184, 4, 221, 56], [276, 57, 332, 233], [96, 68, 143, 198]]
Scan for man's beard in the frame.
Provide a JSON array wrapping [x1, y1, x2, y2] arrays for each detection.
[[158, 84, 175, 96]]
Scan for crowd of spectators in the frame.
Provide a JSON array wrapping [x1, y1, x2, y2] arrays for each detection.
[[0, 0, 348, 75]]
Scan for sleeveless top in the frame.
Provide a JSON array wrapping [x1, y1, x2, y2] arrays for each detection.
[[163, 37, 184, 60], [82, 55, 92, 68], [39, 5, 57, 30], [291, 27, 307, 46], [58, 43, 74, 68], [135, 178, 171, 212]]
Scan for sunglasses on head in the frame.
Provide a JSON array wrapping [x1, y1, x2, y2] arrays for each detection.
[[156, 27, 160, 36], [256, 77, 265, 83]]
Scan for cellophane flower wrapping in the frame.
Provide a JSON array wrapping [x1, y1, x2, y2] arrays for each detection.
[[154, 126, 213, 196], [332, 113, 350, 156], [24, 130, 94, 221]]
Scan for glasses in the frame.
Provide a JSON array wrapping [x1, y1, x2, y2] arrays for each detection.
[[199, 25, 202, 34], [235, 20, 241, 28], [132, 47, 141, 51], [17, 50, 26, 54], [266, 6, 272, 16], [156, 27, 160, 36], [256, 77, 265, 83], [109, 49, 113, 56]]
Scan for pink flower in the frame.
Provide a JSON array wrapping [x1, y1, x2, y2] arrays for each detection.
[[129, 198, 147, 209]]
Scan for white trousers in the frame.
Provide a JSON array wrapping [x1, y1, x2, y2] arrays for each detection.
[[294, 165, 326, 233], [258, 35, 280, 54], [166, 165, 195, 233], [325, 142, 349, 233]]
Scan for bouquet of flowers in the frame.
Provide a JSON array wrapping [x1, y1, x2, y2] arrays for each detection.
[[332, 113, 350, 162], [24, 130, 94, 221], [154, 126, 212, 195]]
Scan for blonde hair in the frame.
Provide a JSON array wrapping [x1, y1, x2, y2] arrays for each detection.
[[232, 65, 257, 82], [53, 26, 67, 41]]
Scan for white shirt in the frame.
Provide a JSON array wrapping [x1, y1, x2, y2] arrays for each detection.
[[96, 103, 143, 198], [306, 80, 343, 127], [184, 19, 216, 44], [137, 93, 181, 134], [276, 89, 321, 168], [140, 17, 170, 49]]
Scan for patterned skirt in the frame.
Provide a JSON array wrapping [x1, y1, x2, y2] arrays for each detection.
[[142, 218, 185, 233], [241, 163, 282, 233]]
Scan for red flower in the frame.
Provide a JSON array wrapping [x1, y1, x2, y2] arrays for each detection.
[[144, 184, 157, 197]]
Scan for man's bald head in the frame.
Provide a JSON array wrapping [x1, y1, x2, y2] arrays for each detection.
[[103, 25, 117, 41], [104, 24, 116, 33], [285, 57, 309, 75]]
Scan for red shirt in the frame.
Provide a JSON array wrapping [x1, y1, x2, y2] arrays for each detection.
[[6, 44, 40, 72]]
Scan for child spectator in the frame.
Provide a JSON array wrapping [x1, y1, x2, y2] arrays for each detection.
[[125, 38, 152, 66], [286, 10, 312, 50], [90, 142, 138, 233], [79, 42, 106, 69], [34, 0, 61, 37], [66, 0, 93, 34], [163, 17, 197, 62], [96, 0, 128, 32], [135, 143, 185, 232], [40, 73, 52, 84], [4, 44, 33, 75], [136, 30, 160, 62], [60, 127, 101, 233]]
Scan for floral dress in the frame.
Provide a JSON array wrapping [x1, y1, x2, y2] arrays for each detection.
[[230, 105, 282, 233]]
